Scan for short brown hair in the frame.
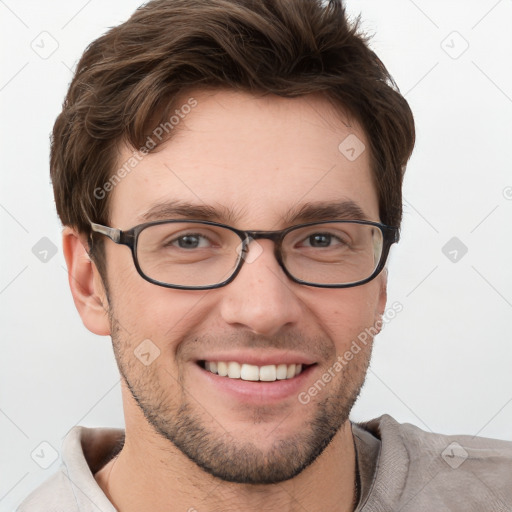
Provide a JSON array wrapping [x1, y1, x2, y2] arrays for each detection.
[[51, 0, 414, 255]]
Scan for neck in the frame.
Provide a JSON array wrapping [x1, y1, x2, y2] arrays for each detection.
[[95, 418, 359, 512]]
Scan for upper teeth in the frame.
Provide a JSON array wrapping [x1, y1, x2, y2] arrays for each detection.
[[204, 361, 303, 381]]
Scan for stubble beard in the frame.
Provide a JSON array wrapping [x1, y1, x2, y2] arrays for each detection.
[[109, 314, 372, 485]]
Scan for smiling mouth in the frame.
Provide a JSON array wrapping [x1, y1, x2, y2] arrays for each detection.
[[199, 360, 314, 382]]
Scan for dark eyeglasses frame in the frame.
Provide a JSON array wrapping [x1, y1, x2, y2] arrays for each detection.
[[90, 219, 399, 290]]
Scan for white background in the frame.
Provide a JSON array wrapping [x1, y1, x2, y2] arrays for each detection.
[[1, 0, 511, 509]]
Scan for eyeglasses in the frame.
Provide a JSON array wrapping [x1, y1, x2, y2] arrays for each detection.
[[90, 219, 398, 290]]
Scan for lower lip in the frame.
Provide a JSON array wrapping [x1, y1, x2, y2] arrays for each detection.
[[193, 363, 317, 404]]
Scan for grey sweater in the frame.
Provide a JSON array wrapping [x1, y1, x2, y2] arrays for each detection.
[[17, 414, 512, 511]]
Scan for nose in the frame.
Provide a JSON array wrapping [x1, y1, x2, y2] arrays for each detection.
[[219, 239, 303, 337]]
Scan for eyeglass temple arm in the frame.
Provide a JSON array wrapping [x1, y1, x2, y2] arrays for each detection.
[[90, 222, 121, 243]]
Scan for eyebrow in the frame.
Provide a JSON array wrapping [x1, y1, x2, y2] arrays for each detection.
[[282, 200, 368, 224], [139, 201, 240, 224], [138, 199, 370, 226]]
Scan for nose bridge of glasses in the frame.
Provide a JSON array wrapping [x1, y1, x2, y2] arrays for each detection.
[[237, 231, 285, 270], [243, 230, 284, 256], [246, 230, 283, 244]]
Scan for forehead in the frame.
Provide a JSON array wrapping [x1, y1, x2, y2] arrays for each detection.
[[109, 89, 379, 228]]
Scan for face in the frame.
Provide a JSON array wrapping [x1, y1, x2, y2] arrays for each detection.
[[100, 90, 386, 484]]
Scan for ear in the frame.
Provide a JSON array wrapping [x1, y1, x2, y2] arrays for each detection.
[[62, 227, 111, 336]]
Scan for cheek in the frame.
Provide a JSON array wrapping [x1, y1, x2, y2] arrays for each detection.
[[104, 253, 166, 337], [308, 284, 383, 348], [107, 264, 214, 355]]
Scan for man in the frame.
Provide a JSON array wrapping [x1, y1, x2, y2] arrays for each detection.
[[18, 0, 512, 510]]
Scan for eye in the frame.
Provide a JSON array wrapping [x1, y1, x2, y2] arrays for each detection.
[[301, 232, 345, 248], [170, 233, 212, 249]]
